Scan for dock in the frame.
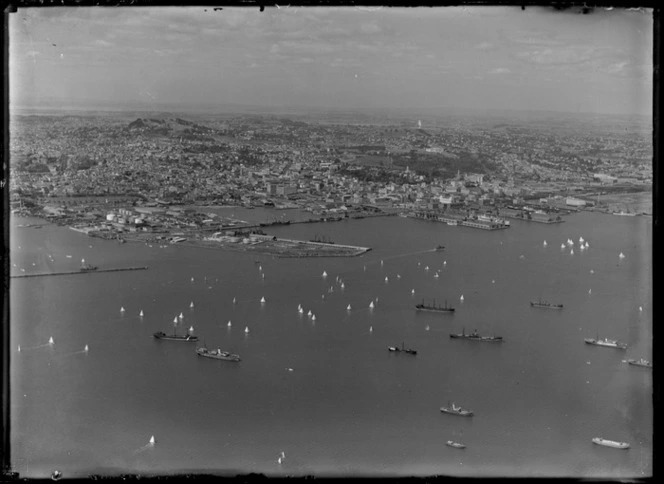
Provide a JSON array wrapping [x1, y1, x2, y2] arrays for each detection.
[[11, 266, 149, 279]]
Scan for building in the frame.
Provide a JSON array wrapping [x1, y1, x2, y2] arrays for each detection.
[[566, 197, 587, 207]]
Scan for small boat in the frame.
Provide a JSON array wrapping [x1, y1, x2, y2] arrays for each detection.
[[322, 271, 328, 277], [190, 301, 194, 308], [619, 252, 626, 259], [459, 295, 464, 301], [388, 342, 417, 355], [139, 310, 144, 317], [435, 245, 446, 251], [592, 437, 629, 449], [561, 243, 566, 249], [347, 304, 352, 310], [626, 358, 651, 368], [260, 297, 266, 303], [584, 336, 627, 350], [369, 301, 375, 309], [440, 402, 473, 417], [450, 328, 503, 342], [120, 307, 125, 313], [196, 346, 241, 362], [446, 440, 466, 449]]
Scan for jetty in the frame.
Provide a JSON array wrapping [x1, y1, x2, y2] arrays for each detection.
[[11, 266, 148, 278]]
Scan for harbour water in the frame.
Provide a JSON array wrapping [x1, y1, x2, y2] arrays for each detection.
[[10, 209, 652, 478]]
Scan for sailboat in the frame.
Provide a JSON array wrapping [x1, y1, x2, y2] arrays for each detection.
[[543, 240, 547, 247], [322, 271, 328, 277], [139, 310, 144, 317], [347, 304, 352, 311], [369, 301, 375, 309], [260, 296, 266, 304], [619, 252, 625, 259], [190, 301, 194, 308]]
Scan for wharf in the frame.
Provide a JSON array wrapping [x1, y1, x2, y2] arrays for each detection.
[[499, 213, 564, 224], [11, 266, 148, 278]]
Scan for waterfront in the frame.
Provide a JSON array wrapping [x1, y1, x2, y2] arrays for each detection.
[[10, 209, 652, 478]]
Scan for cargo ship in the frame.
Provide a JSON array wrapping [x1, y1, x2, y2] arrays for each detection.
[[450, 328, 503, 342], [153, 328, 198, 342], [440, 402, 474, 417], [196, 346, 241, 361], [388, 342, 417, 355], [584, 337, 627, 350], [592, 437, 630, 449], [530, 299, 563, 309], [627, 358, 652, 368], [416, 299, 455, 313]]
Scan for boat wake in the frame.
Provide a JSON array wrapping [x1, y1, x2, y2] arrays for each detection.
[[133, 436, 155, 455]]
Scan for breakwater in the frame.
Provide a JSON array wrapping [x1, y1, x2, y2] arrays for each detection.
[[11, 266, 149, 278]]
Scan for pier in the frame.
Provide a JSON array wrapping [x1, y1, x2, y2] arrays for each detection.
[[11, 266, 149, 279]]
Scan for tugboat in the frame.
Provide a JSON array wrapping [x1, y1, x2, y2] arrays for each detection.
[[626, 358, 652, 368], [592, 437, 630, 449], [440, 402, 474, 417], [387, 342, 417, 355], [584, 336, 627, 350], [450, 328, 503, 342], [530, 298, 563, 309], [80, 258, 98, 272], [196, 346, 241, 362], [446, 441, 466, 449], [415, 299, 455, 313]]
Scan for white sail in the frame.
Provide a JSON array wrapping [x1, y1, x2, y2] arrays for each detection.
[[260, 296, 266, 303], [307, 310, 312, 316], [385, 276, 389, 283], [120, 306, 125, 312], [369, 326, 373, 332], [149, 436, 155, 445], [190, 301, 194, 308], [84, 345, 89, 352], [179, 312, 184, 319], [460, 295, 464, 301], [543, 240, 547, 247], [228, 321, 232, 327], [369, 301, 375, 309], [49, 337, 54, 345], [322, 271, 328, 277], [411, 289, 415, 295], [312, 314, 316, 321], [619, 252, 625, 259], [245, 326, 250, 333], [139, 310, 144, 317], [233, 297, 236, 304], [189, 326, 194, 332], [347, 304, 352, 310]]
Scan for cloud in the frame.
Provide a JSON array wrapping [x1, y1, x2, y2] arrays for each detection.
[[605, 61, 628, 74], [489, 67, 510, 74], [516, 46, 596, 65]]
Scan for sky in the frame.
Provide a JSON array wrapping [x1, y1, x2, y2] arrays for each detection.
[[9, 6, 653, 116]]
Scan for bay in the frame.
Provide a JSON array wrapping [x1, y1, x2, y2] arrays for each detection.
[[10, 208, 652, 478]]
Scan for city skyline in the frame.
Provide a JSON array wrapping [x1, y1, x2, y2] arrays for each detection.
[[9, 6, 653, 117]]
